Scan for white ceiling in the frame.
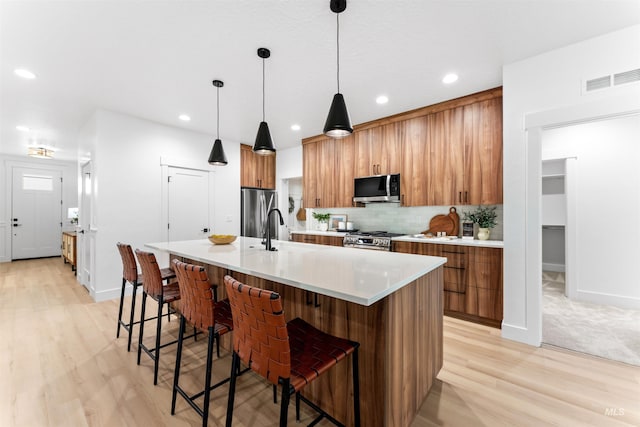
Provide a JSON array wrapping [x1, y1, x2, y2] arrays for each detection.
[[1, 0, 639, 161]]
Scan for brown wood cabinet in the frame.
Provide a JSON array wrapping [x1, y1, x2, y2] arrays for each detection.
[[302, 138, 336, 208], [290, 233, 344, 247], [393, 240, 502, 327], [62, 231, 77, 274], [240, 144, 276, 189], [302, 87, 503, 208]]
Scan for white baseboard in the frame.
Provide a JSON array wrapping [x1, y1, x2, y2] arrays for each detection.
[[542, 263, 565, 272], [501, 322, 541, 347], [574, 289, 640, 310], [94, 286, 131, 303]]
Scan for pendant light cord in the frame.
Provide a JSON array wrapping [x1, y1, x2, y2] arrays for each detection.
[[336, 13, 340, 94], [262, 56, 266, 122], [216, 86, 220, 139]]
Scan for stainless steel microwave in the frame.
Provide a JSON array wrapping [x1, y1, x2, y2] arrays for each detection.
[[353, 174, 400, 203]]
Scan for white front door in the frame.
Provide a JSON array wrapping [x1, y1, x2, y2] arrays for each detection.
[[11, 167, 62, 259], [167, 167, 210, 241]]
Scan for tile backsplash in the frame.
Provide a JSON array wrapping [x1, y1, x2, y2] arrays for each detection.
[[306, 203, 504, 240]]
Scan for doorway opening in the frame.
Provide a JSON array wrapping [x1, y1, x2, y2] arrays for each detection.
[[539, 115, 640, 366]]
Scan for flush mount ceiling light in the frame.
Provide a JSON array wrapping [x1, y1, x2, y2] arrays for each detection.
[[178, 114, 191, 121], [442, 73, 459, 84], [291, 124, 301, 131], [16, 125, 30, 132], [14, 68, 36, 79], [376, 95, 389, 105], [323, 0, 353, 139], [253, 47, 276, 155], [208, 80, 228, 166], [28, 147, 54, 159]]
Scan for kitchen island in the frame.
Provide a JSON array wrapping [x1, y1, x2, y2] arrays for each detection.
[[146, 237, 446, 427]]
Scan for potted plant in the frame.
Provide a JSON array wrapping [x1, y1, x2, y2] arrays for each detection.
[[312, 212, 331, 231], [462, 206, 497, 240]]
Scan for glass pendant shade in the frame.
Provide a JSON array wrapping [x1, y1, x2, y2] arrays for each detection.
[[254, 121, 275, 155], [208, 138, 227, 165], [323, 93, 353, 138]]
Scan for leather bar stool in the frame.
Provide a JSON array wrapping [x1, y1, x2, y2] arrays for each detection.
[[116, 242, 175, 352], [224, 275, 361, 427], [135, 249, 184, 385], [170, 260, 234, 427]]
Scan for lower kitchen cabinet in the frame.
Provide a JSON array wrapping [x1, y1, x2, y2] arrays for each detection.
[[290, 233, 344, 247], [393, 241, 503, 327]]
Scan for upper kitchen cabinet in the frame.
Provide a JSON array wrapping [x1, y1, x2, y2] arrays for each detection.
[[301, 87, 502, 208], [427, 107, 465, 206], [354, 126, 401, 177], [303, 137, 336, 208], [240, 144, 276, 189], [398, 117, 429, 206], [463, 97, 503, 205]]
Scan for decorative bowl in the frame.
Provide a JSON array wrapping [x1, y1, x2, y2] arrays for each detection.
[[208, 234, 237, 245]]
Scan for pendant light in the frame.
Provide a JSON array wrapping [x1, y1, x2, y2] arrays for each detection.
[[208, 79, 228, 165], [323, 0, 353, 138], [253, 47, 276, 155]]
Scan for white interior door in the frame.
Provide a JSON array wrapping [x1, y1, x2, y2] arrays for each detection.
[[79, 162, 93, 291], [168, 167, 210, 241], [11, 167, 62, 259]]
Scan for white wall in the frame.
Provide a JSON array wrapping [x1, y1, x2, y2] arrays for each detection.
[[542, 116, 640, 308], [503, 25, 640, 345], [0, 155, 78, 262], [88, 110, 241, 302]]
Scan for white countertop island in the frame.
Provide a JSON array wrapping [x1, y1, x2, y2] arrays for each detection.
[[147, 236, 445, 427], [146, 236, 445, 306]]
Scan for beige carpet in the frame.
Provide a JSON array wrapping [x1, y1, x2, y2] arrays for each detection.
[[542, 271, 640, 366]]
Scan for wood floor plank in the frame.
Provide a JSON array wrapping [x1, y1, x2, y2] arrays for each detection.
[[1, 257, 638, 427]]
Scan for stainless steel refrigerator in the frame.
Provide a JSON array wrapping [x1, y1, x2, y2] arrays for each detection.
[[241, 188, 278, 240]]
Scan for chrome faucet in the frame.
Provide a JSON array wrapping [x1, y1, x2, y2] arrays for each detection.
[[265, 208, 284, 251]]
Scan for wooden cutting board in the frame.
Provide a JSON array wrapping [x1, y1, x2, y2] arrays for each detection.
[[296, 198, 306, 221], [422, 212, 455, 236], [448, 207, 460, 237]]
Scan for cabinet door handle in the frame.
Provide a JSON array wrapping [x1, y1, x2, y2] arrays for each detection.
[[459, 191, 462, 203], [401, 194, 405, 205], [444, 265, 466, 270], [465, 191, 468, 203], [443, 250, 465, 254]]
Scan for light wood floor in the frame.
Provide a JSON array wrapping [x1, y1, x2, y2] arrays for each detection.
[[1, 257, 638, 427]]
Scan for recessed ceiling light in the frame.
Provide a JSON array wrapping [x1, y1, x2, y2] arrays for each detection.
[[442, 73, 459, 84], [291, 124, 301, 131], [179, 114, 191, 121], [14, 68, 36, 79], [376, 95, 389, 105], [16, 125, 30, 132]]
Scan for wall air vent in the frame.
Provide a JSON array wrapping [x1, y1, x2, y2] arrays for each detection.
[[585, 75, 611, 92], [614, 68, 640, 86], [584, 68, 640, 94]]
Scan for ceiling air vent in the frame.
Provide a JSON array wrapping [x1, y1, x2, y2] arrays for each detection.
[[585, 75, 611, 92], [614, 68, 640, 86]]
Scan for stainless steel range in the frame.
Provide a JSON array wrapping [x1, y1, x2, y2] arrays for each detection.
[[343, 231, 404, 251]]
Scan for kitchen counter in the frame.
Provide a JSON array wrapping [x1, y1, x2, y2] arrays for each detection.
[[394, 235, 504, 248], [147, 236, 445, 427], [146, 236, 445, 306], [289, 229, 347, 237], [290, 229, 504, 248]]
